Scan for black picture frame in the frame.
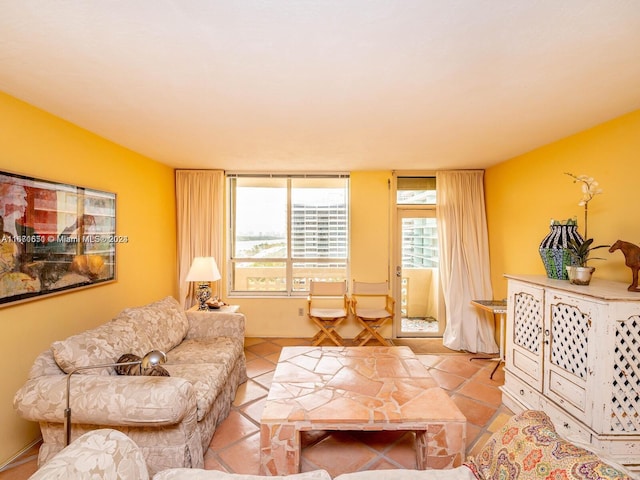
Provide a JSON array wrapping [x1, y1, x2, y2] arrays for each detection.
[[0, 170, 117, 306]]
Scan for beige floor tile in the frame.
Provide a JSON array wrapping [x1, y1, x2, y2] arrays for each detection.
[[251, 369, 275, 389], [456, 380, 503, 407], [383, 432, 418, 469], [434, 356, 483, 378], [429, 368, 467, 391], [240, 397, 267, 424], [451, 394, 497, 427], [245, 341, 283, 357], [217, 432, 262, 475], [264, 351, 282, 364], [302, 432, 380, 477], [232, 379, 268, 407], [209, 410, 259, 450], [245, 357, 278, 378]]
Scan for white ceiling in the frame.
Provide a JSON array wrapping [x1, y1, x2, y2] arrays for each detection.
[[1, 1, 640, 172]]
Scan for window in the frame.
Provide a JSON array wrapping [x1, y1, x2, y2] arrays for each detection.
[[396, 176, 436, 205], [396, 176, 438, 268], [228, 174, 349, 295]]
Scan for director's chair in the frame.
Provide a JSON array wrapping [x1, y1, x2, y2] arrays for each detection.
[[307, 280, 348, 346], [351, 280, 394, 346]]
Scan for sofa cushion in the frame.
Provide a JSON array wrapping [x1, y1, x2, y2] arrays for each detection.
[[335, 468, 476, 480], [167, 337, 243, 371], [50, 297, 186, 376], [162, 336, 243, 420], [163, 363, 229, 422], [153, 469, 331, 480], [118, 296, 189, 354], [51, 317, 146, 375], [464, 410, 633, 480]]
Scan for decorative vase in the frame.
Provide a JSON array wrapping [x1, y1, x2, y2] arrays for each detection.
[[539, 222, 583, 280], [566, 265, 595, 285]]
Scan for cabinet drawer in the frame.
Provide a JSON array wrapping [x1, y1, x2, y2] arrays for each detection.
[[503, 372, 540, 410], [510, 348, 541, 386], [540, 397, 591, 444], [546, 369, 587, 413]]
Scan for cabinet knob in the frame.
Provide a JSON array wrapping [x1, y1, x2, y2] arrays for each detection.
[[519, 389, 525, 395], [564, 422, 570, 429]]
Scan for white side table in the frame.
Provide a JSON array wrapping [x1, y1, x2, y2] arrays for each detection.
[[188, 304, 240, 313], [470, 299, 507, 379]]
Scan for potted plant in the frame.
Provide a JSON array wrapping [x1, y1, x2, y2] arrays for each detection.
[[564, 173, 609, 285], [566, 238, 609, 285]]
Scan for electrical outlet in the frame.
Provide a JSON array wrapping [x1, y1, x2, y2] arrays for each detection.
[[298, 307, 304, 316]]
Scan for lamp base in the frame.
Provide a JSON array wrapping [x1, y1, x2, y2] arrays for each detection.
[[196, 282, 211, 310]]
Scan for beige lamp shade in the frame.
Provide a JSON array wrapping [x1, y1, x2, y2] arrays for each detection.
[[186, 257, 221, 282]]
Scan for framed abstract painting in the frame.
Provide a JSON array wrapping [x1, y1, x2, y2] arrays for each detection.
[[0, 170, 117, 306]]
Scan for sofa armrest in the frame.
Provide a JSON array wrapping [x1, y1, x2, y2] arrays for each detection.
[[28, 429, 149, 480], [185, 311, 245, 341], [14, 374, 197, 427]]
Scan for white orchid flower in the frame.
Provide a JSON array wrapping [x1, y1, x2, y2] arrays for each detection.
[[565, 172, 604, 241]]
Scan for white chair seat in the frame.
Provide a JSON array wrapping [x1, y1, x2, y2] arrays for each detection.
[[310, 307, 347, 318], [354, 307, 392, 320]]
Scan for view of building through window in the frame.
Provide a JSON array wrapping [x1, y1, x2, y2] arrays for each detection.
[[229, 175, 348, 294]]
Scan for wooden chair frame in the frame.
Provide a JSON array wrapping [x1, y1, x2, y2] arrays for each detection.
[[350, 280, 395, 346], [307, 280, 348, 346]]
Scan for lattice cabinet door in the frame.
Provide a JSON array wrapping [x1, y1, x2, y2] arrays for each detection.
[[597, 303, 640, 436], [543, 291, 601, 423], [505, 280, 545, 392]]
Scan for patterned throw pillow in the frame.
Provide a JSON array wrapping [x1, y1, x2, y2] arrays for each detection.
[[464, 410, 633, 480], [115, 353, 170, 377]]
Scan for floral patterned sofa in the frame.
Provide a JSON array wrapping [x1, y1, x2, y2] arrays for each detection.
[[14, 296, 247, 476], [26, 411, 634, 479]]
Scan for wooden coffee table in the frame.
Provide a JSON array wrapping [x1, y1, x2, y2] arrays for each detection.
[[259, 346, 466, 475]]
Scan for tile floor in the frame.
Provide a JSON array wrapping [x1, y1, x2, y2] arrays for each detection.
[[0, 338, 513, 479]]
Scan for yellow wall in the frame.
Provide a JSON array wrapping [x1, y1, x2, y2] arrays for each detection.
[[0, 92, 177, 465], [485, 109, 640, 299], [232, 171, 394, 339]]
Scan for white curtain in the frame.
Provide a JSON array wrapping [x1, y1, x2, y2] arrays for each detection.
[[175, 170, 225, 308], [437, 170, 498, 353]]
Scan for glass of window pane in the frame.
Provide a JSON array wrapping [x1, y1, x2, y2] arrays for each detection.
[[291, 178, 348, 260], [397, 177, 436, 205], [233, 177, 287, 259]]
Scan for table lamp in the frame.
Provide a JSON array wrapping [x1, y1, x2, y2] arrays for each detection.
[[186, 256, 221, 310], [64, 349, 167, 445]]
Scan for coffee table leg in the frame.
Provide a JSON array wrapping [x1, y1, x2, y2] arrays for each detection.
[[260, 423, 300, 475], [415, 422, 466, 469], [415, 430, 428, 469]]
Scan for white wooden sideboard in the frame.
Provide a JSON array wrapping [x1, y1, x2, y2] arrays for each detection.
[[502, 274, 640, 472]]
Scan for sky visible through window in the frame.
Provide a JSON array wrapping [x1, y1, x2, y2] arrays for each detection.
[[236, 187, 346, 237], [236, 187, 286, 236]]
